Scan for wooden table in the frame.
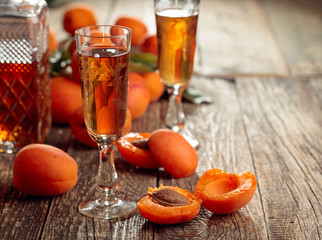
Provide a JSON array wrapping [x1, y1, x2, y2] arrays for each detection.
[[1, 0, 321, 239]]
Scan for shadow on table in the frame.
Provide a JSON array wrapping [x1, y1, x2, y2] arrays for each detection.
[[138, 206, 259, 239]]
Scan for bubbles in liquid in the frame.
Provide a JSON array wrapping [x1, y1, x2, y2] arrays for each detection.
[[156, 8, 197, 18]]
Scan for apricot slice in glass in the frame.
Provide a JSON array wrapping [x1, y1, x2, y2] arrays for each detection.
[[117, 132, 160, 169], [137, 185, 201, 224], [194, 169, 257, 214]]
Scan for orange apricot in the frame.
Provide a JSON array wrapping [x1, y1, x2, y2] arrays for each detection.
[[49, 27, 58, 55], [69, 107, 97, 148], [140, 72, 164, 102], [69, 39, 77, 57], [194, 169, 257, 214], [127, 72, 150, 120], [13, 144, 78, 197], [70, 50, 80, 83], [117, 132, 160, 169], [148, 129, 198, 178], [88, 29, 113, 47], [97, 106, 117, 135], [122, 108, 132, 135], [137, 185, 201, 224], [50, 76, 82, 124], [114, 16, 147, 46], [139, 34, 158, 55], [63, 3, 97, 36]]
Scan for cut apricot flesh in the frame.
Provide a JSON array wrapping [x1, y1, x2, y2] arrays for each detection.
[[117, 132, 160, 169], [137, 185, 201, 224], [194, 169, 257, 214]]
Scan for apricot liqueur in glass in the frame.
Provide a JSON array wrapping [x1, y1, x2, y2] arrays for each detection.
[[155, 0, 200, 148], [75, 25, 136, 219], [79, 47, 129, 139]]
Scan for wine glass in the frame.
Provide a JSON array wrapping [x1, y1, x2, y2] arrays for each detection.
[[75, 25, 136, 219], [154, 0, 200, 148]]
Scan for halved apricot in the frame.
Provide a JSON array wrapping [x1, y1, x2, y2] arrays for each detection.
[[137, 185, 201, 224], [194, 169, 257, 214], [117, 132, 160, 169]]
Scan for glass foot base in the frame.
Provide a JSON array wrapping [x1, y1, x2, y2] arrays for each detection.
[[167, 127, 199, 149], [79, 197, 137, 220], [0, 141, 16, 154]]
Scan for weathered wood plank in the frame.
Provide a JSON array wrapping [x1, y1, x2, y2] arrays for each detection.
[[154, 76, 267, 240], [236, 77, 322, 239], [195, 0, 288, 77], [0, 124, 73, 240], [261, 0, 322, 77]]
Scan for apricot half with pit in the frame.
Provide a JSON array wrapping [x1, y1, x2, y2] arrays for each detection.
[[117, 132, 160, 169], [194, 169, 257, 214], [137, 185, 201, 224], [13, 144, 78, 197]]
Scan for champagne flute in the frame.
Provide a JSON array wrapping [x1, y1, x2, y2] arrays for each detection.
[[75, 25, 136, 219], [154, 0, 200, 148]]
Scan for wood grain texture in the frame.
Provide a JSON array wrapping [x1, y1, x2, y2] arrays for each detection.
[[261, 0, 322, 77], [1, 0, 322, 239], [235, 77, 322, 240], [195, 0, 288, 77], [1, 77, 321, 239]]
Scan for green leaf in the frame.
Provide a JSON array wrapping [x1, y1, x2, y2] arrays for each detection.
[[130, 53, 158, 72], [183, 88, 213, 104], [129, 61, 155, 73], [49, 37, 74, 77]]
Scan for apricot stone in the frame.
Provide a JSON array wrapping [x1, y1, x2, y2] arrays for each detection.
[[13, 144, 78, 197], [148, 129, 198, 178]]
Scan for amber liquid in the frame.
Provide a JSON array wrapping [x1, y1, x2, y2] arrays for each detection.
[[79, 47, 129, 140], [156, 8, 198, 88], [0, 57, 51, 150]]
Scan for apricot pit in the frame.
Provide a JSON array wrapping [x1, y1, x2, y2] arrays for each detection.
[[137, 185, 201, 224], [117, 132, 160, 169]]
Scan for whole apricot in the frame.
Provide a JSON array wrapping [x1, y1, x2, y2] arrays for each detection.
[[127, 72, 150, 120], [49, 27, 58, 55], [194, 169, 257, 214], [68, 39, 77, 58], [13, 144, 78, 197], [70, 107, 97, 148], [148, 129, 198, 178], [50, 76, 82, 124], [140, 35, 158, 55], [70, 50, 80, 83], [114, 16, 147, 46], [140, 72, 164, 102], [122, 108, 132, 136], [63, 3, 97, 36]]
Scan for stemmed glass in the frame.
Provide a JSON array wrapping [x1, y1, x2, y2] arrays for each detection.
[[154, 0, 200, 148], [75, 25, 136, 219]]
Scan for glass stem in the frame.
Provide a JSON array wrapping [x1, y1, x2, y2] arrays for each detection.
[[165, 86, 185, 132], [96, 144, 118, 204]]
